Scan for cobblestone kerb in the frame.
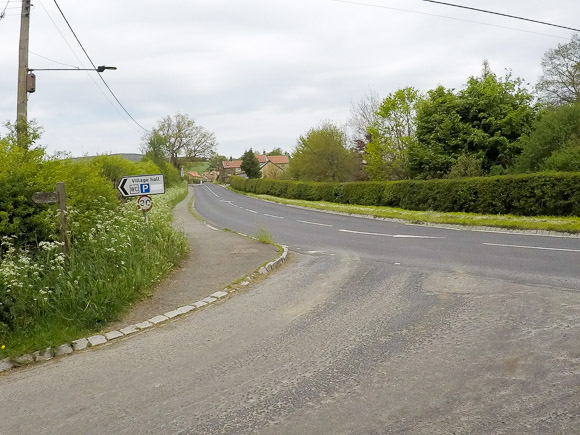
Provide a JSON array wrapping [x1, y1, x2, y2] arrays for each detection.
[[0, 245, 289, 375]]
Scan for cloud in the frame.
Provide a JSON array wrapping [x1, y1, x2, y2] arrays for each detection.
[[0, 0, 577, 158]]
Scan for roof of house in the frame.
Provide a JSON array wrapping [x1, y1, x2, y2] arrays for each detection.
[[222, 155, 289, 170], [266, 155, 289, 165], [222, 160, 242, 169], [189, 171, 202, 178]]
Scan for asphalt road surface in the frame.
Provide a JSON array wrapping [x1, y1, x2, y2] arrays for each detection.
[[1, 185, 578, 434]]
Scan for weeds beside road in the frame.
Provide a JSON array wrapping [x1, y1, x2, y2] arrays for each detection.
[[0, 184, 188, 358]]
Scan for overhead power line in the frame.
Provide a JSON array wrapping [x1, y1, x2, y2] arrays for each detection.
[[36, 0, 128, 123], [330, 0, 570, 40], [52, 0, 148, 132], [0, 0, 11, 21], [419, 0, 580, 33], [30, 51, 80, 69]]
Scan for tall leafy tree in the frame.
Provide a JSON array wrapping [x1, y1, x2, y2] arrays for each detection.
[[536, 33, 580, 106], [289, 122, 358, 182], [514, 102, 580, 172], [241, 149, 261, 179], [365, 87, 422, 180], [410, 70, 536, 178], [141, 113, 217, 168], [409, 86, 466, 179]]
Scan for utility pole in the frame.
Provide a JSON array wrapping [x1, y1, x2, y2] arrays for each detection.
[[17, 0, 31, 126]]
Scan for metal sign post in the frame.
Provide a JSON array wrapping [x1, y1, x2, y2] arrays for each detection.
[[137, 195, 153, 223]]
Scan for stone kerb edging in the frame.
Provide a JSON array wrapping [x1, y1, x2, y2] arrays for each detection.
[[0, 245, 289, 374]]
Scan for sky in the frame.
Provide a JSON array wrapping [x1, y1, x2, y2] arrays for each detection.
[[0, 0, 578, 159]]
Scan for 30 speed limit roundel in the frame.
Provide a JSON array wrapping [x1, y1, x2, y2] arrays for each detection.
[[137, 195, 153, 212]]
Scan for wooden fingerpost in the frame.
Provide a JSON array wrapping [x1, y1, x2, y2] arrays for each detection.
[[55, 182, 70, 256], [32, 182, 70, 256]]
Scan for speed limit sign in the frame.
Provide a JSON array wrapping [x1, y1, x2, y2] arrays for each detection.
[[137, 195, 153, 212]]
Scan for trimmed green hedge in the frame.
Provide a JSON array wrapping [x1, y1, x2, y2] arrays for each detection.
[[230, 173, 580, 217]]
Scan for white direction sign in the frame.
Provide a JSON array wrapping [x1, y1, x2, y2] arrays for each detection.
[[118, 174, 165, 197]]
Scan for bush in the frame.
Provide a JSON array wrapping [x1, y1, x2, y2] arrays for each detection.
[[231, 173, 580, 217]]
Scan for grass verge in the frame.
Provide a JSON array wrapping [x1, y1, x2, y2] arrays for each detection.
[[229, 188, 580, 234], [0, 183, 189, 358]]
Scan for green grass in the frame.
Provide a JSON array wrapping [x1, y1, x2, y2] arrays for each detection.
[[230, 189, 580, 234], [185, 161, 209, 175], [255, 226, 274, 244], [0, 183, 189, 358]]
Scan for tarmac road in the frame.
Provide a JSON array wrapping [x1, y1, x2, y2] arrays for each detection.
[[0, 186, 578, 434]]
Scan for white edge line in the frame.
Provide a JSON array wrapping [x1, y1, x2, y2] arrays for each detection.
[[482, 243, 580, 253], [339, 229, 445, 239], [296, 220, 333, 227]]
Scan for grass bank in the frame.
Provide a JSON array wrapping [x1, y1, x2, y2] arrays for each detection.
[[0, 183, 188, 358], [230, 189, 580, 234]]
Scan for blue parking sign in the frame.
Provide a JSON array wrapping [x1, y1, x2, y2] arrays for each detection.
[[140, 184, 150, 194]]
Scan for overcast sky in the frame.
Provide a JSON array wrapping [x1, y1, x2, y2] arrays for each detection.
[[0, 0, 578, 158]]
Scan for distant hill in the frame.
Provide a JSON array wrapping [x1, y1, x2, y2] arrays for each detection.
[[74, 153, 145, 162]]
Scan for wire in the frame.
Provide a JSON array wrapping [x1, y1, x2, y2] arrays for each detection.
[[0, 0, 11, 21], [52, 0, 148, 132], [36, 0, 129, 125], [330, 0, 569, 40], [419, 0, 580, 33], [29, 51, 80, 69]]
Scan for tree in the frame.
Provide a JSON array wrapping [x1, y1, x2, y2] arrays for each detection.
[[288, 122, 358, 182], [347, 89, 381, 153], [241, 149, 261, 179], [141, 113, 217, 168], [514, 102, 580, 172], [266, 147, 285, 156], [536, 33, 580, 106], [207, 152, 227, 172], [365, 87, 422, 180], [408, 86, 466, 179], [447, 155, 483, 178], [410, 69, 536, 178]]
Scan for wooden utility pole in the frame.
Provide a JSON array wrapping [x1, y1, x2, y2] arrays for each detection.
[[17, 0, 31, 126]]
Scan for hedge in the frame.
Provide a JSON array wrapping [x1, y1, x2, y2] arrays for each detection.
[[230, 173, 580, 217]]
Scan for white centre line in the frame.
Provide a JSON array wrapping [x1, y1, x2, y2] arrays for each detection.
[[264, 214, 284, 219], [297, 220, 333, 228], [206, 186, 220, 198], [482, 243, 580, 253], [339, 229, 445, 239], [246, 209, 258, 214]]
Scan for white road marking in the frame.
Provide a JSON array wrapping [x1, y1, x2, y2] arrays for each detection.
[[206, 186, 220, 198], [264, 214, 284, 219], [339, 229, 445, 239], [405, 223, 461, 231], [482, 243, 580, 253], [297, 220, 333, 227], [204, 223, 219, 232], [220, 200, 233, 203], [246, 209, 258, 214]]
